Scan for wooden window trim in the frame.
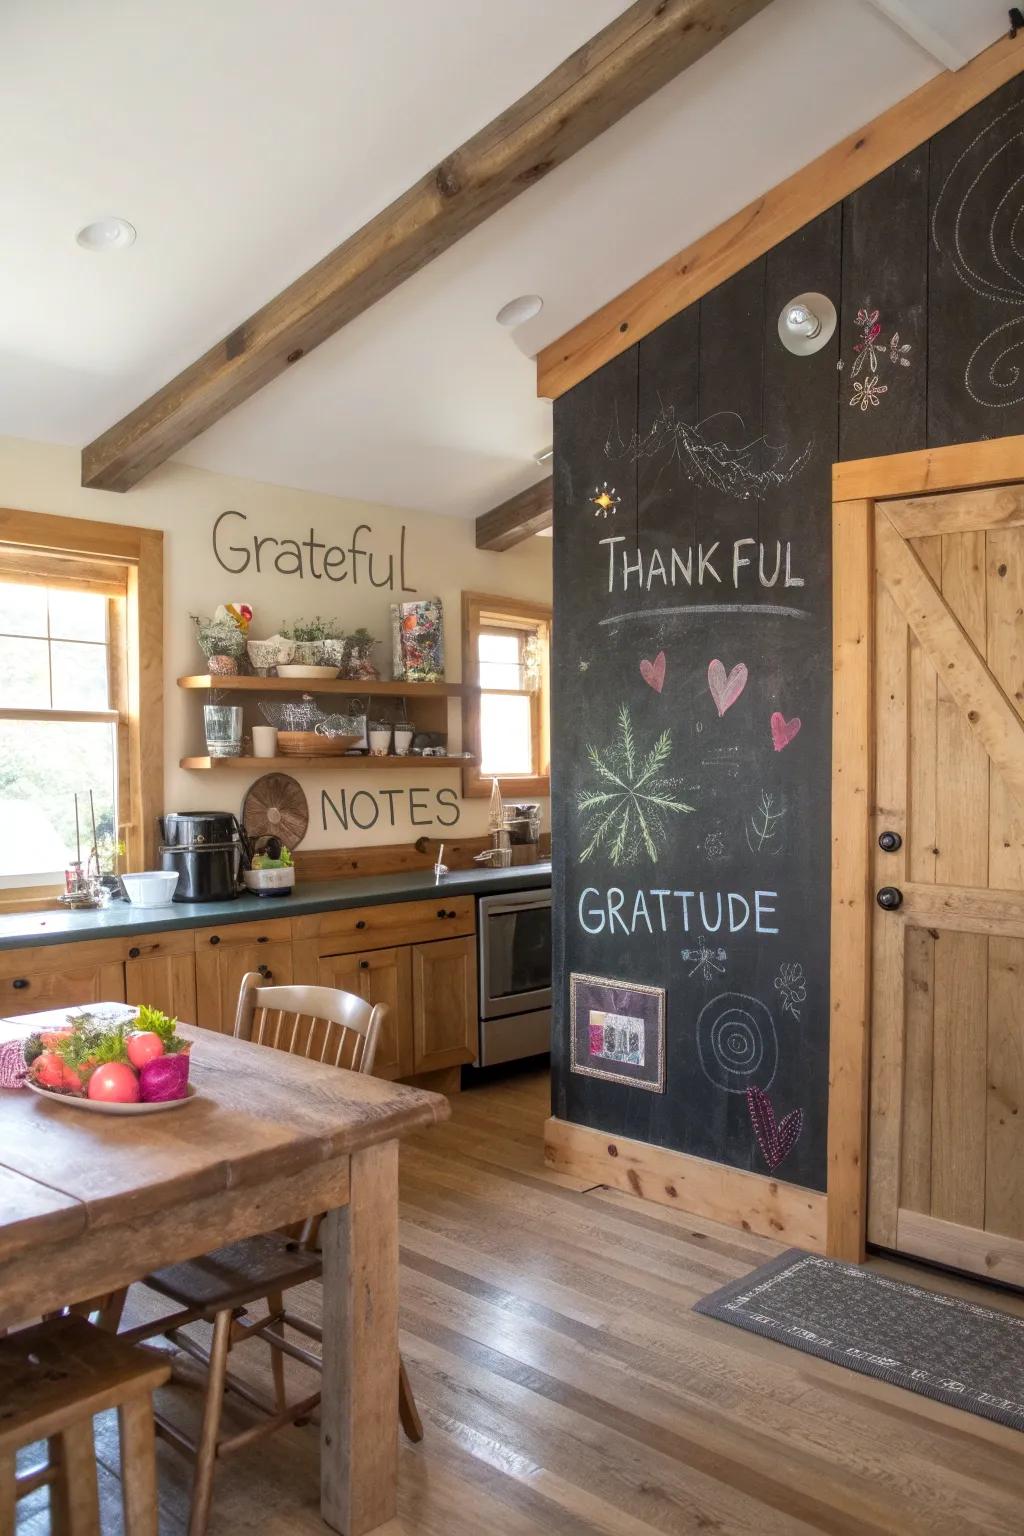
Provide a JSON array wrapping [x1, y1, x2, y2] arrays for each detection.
[[0, 507, 163, 910], [461, 591, 550, 799]]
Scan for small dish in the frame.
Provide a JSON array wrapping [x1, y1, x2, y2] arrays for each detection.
[[275, 664, 340, 680], [27, 1082, 199, 1115]]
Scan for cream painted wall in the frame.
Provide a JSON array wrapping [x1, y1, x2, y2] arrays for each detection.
[[0, 435, 552, 851]]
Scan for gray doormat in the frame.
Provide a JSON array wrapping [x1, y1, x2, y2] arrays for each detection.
[[695, 1249, 1024, 1431]]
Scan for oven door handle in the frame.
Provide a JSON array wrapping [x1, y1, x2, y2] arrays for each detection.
[[482, 898, 552, 918]]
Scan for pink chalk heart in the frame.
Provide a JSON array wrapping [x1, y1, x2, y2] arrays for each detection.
[[639, 651, 666, 693], [770, 711, 802, 752], [707, 659, 747, 717], [747, 1087, 803, 1173]]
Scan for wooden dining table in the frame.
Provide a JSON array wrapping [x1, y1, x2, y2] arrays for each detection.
[[0, 1007, 450, 1535]]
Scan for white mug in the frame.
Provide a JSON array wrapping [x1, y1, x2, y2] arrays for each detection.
[[252, 726, 278, 758]]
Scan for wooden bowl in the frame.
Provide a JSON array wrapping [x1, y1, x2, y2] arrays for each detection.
[[276, 731, 360, 756]]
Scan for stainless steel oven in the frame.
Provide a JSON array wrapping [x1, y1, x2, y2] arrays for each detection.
[[476, 887, 552, 1066]]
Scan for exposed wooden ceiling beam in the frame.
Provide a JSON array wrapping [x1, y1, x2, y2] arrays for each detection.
[[476, 477, 553, 551], [537, 29, 1024, 398], [81, 0, 772, 494]]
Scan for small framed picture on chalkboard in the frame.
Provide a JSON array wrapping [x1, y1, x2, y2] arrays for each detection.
[[570, 973, 665, 1093]]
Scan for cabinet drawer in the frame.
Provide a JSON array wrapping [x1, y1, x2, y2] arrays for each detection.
[[295, 896, 474, 954], [0, 965, 126, 1015], [194, 917, 293, 951]]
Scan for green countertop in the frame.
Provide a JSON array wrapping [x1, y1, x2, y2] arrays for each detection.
[[0, 862, 551, 952]]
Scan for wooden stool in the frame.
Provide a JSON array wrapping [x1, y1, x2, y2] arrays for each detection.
[[0, 1314, 170, 1535]]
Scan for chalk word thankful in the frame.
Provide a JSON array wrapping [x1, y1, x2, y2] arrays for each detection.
[[577, 887, 780, 937], [599, 536, 805, 595]]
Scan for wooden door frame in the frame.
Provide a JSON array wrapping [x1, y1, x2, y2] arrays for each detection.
[[828, 433, 1024, 1261]]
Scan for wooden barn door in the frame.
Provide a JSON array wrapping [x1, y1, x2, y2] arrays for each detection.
[[867, 483, 1024, 1285]]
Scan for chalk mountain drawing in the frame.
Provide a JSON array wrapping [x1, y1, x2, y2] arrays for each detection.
[[605, 401, 814, 501], [577, 705, 693, 866], [745, 790, 786, 855], [774, 961, 807, 1020], [696, 992, 778, 1094], [932, 96, 1024, 409], [746, 1086, 803, 1172], [639, 651, 666, 693], [707, 659, 748, 716], [771, 712, 802, 752]]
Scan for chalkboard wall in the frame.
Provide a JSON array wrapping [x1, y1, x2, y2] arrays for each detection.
[[551, 71, 1024, 1193]]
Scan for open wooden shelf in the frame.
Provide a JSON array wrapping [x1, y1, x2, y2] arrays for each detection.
[[178, 674, 476, 698], [180, 754, 475, 771]]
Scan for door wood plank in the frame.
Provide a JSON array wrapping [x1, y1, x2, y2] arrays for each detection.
[[876, 513, 1024, 812], [986, 529, 1024, 891], [985, 937, 1024, 1242], [886, 484, 1024, 538], [900, 927, 935, 1216], [930, 933, 987, 1229], [896, 1208, 1024, 1288], [907, 537, 941, 885], [935, 531, 989, 889], [900, 881, 1024, 936]]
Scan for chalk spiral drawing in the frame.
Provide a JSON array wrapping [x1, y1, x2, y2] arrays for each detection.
[[683, 937, 727, 983], [577, 704, 694, 865], [774, 961, 807, 1020], [746, 1086, 803, 1172], [770, 712, 802, 752], [745, 791, 786, 856], [639, 651, 666, 693], [696, 992, 778, 1094], [931, 97, 1024, 408], [707, 658, 748, 716], [605, 401, 814, 501]]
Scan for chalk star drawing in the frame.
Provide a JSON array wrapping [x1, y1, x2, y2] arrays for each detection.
[[590, 481, 620, 517], [774, 962, 807, 1020], [683, 937, 727, 983], [932, 96, 1024, 408], [577, 704, 693, 866], [745, 790, 786, 855], [605, 400, 814, 502]]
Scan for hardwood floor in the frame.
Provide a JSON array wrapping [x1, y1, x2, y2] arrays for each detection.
[[15, 1066, 1024, 1533]]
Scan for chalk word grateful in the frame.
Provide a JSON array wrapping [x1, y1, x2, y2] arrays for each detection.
[[578, 887, 779, 937], [599, 536, 804, 595]]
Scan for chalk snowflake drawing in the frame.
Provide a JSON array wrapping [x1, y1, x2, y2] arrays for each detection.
[[932, 97, 1024, 408], [774, 961, 807, 1020], [590, 481, 620, 517], [577, 704, 693, 866], [745, 790, 786, 855], [746, 1086, 803, 1172], [684, 937, 727, 983], [696, 992, 778, 1094], [605, 401, 814, 502]]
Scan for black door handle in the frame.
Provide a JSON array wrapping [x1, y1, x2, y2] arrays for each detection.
[[876, 886, 904, 911], [878, 830, 903, 853]]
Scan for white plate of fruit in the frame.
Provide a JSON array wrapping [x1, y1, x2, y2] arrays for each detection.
[[24, 1005, 196, 1114]]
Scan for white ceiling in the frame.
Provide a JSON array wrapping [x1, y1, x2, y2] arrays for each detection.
[[0, 0, 1006, 519]]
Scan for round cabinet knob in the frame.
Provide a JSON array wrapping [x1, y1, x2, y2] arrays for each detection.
[[209, 935, 221, 946], [876, 886, 904, 911], [446, 910, 457, 919], [355, 920, 366, 930], [257, 964, 272, 979], [257, 936, 269, 945], [878, 830, 903, 853], [128, 947, 141, 959], [11, 978, 29, 990], [359, 959, 369, 970], [437, 908, 446, 919]]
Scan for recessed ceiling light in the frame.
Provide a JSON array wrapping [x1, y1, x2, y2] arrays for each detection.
[[76, 217, 137, 252], [496, 293, 543, 327], [533, 445, 554, 465]]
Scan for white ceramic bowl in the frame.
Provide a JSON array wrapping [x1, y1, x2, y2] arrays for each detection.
[[120, 870, 179, 907]]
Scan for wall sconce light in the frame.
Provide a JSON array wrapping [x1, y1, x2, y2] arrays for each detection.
[[777, 291, 836, 356]]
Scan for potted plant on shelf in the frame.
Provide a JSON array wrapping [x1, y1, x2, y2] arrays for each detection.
[[343, 627, 379, 680], [192, 612, 248, 675], [281, 616, 343, 667], [242, 837, 295, 897]]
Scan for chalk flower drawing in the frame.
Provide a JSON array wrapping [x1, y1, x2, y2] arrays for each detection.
[[774, 961, 807, 1020], [590, 482, 619, 518], [850, 374, 888, 411], [851, 309, 885, 375], [605, 402, 813, 502], [577, 704, 693, 865], [931, 96, 1024, 408], [889, 332, 912, 368], [745, 790, 786, 855]]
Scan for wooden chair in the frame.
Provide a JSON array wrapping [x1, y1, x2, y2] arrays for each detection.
[[0, 1314, 169, 1536], [122, 973, 420, 1536]]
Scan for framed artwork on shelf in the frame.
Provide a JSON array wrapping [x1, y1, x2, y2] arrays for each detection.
[[569, 972, 666, 1092]]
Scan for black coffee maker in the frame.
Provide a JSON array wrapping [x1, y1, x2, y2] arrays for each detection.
[[159, 812, 251, 902]]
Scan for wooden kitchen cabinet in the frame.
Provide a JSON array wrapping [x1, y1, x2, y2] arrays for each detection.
[[0, 939, 126, 1016], [412, 933, 477, 1074], [123, 931, 197, 1020], [318, 946, 413, 1080], [194, 918, 294, 1033]]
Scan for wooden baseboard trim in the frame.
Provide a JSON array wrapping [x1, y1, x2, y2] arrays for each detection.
[[895, 1209, 1024, 1289], [544, 1116, 827, 1252]]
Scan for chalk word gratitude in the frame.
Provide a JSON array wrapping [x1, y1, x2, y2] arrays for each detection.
[[600, 536, 804, 595], [578, 886, 779, 937], [213, 510, 417, 590]]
